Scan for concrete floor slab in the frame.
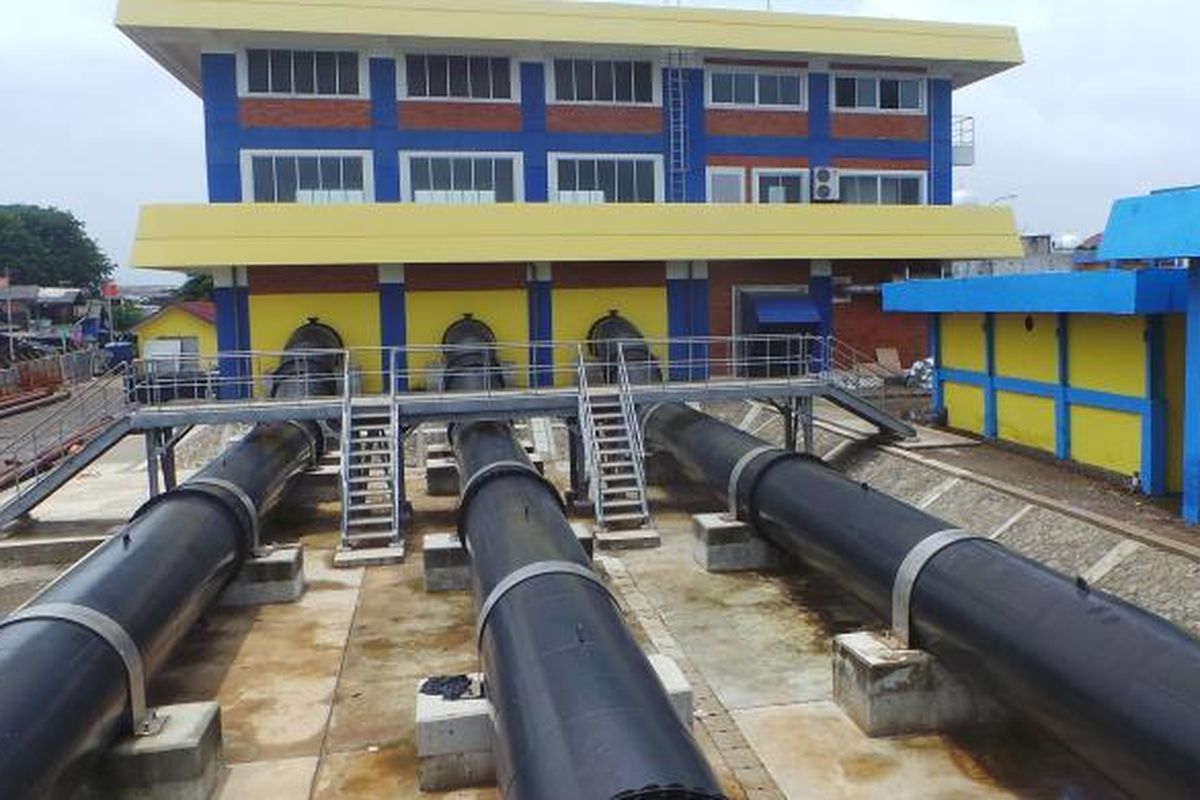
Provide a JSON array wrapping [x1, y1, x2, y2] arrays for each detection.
[[219, 756, 319, 800], [312, 744, 496, 799]]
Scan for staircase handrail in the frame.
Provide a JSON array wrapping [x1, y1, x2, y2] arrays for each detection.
[[575, 345, 604, 526], [615, 342, 650, 523]]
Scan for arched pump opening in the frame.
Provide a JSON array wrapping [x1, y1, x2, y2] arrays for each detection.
[[0, 320, 345, 798], [441, 317, 724, 800], [587, 310, 663, 385]]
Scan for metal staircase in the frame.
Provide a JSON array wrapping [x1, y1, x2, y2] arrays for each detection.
[[666, 51, 689, 202], [577, 354, 650, 531], [0, 365, 132, 530], [338, 397, 402, 550]]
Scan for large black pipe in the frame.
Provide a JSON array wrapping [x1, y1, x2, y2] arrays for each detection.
[[0, 320, 342, 798], [644, 402, 1200, 799], [443, 316, 722, 800]]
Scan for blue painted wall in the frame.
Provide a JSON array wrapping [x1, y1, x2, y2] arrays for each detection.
[[203, 55, 949, 205]]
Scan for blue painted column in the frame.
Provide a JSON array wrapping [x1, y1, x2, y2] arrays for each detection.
[[370, 58, 401, 202], [810, 262, 834, 374], [201, 53, 241, 202], [1187, 264, 1200, 521], [527, 264, 554, 387], [928, 79, 954, 205], [684, 67, 707, 202], [667, 262, 692, 379], [983, 313, 998, 438], [1055, 313, 1071, 460], [213, 267, 250, 399], [1143, 315, 1167, 495], [928, 313, 944, 415], [521, 63, 549, 202], [807, 73, 832, 167], [379, 265, 407, 390]]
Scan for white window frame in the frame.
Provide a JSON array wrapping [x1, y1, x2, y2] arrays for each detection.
[[750, 168, 812, 204], [545, 57, 662, 107], [705, 66, 807, 111], [830, 73, 926, 116], [398, 52, 521, 104], [706, 167, 747, 204], [399, 151, 525, 203], [837, 169, 928, 206], [547, 152, 665, 203], [240, 149, 375, 203], [238, 48, 369, 100]]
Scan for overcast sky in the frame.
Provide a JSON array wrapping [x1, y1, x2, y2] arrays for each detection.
[[1, 0, 1198, 284]]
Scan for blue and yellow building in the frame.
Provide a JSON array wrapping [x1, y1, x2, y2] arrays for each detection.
[[886, 186, 1200, 521], [119, 0, 1023, 382]]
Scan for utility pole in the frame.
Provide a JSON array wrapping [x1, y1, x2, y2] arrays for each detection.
[[4, 266, 13, 364]]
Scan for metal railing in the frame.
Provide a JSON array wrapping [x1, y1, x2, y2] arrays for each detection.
[[0, 362, 132, 497], [339, 353, 353, 540], [0, 348, 108, 396], [575, 346, 604, 525], [126, 349, 347, 407], [615, 343, 650, 523]]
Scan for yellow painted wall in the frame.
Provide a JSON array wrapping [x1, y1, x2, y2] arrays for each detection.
[[551, 287, 668, 383], [1068, 315, 1145, 396], [404, 289, 529, 389], [944, 381, 984, 434], [994, 313, 1057, 382], [939, 313, 985, 371], [1165, 314, 1186, 493], [248, 293, 382, 391], [996, 391, 1055, 454], [1070, 406, 1141, 478], [133, 307, 216, 357]]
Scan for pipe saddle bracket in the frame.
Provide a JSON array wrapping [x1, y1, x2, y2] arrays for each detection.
[[0, 602, 168, 737], [891, 529, 986, 648]]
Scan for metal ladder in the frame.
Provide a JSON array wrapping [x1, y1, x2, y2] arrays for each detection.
[[338, 397, 401, 550], [577, 352, 650, 531], [666, 50, 689, 202]]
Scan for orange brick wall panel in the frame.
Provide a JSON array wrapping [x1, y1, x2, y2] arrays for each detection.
[[239, 99, 372, 129], [706, 110, 809, 138], [553, 262, 666, 289], [833, 296, 928, 368], [405, 264, 528, 291], [831, 113, 928, 141], [546, 106, 662, 134], [247, 266, 379, 295], [832, 157, 929, 171], [399, 102, 522, 132]]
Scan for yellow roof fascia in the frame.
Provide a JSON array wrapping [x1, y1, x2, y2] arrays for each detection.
[[132, 203, 1022, 270], [117, 0, 1022, 86]]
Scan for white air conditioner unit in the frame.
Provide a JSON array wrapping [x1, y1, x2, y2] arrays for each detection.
[[812, 167, 841, 203]]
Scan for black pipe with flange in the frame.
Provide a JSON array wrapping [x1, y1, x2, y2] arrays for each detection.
[[643, 401, 1200, 799]]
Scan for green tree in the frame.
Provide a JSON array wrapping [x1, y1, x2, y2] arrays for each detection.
[[0, 205, 114, 290], [176, 272, 214, 301]]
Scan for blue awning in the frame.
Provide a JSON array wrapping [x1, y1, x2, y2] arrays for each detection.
[[747, 293, 823, 327]]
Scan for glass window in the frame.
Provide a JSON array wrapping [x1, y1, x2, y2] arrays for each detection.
[[407, 156, 518, 202], [337, 53, 359, 95], [880, 79, 901, 110], [270, 50, 292, 93], [558, 159, 577, 192], [406, 56, 427, 97], [411, 158, 432, 191], [431, 158, 452, 189], [554, 60, 575, 101], [492, 58, 511, 99], [711, 69, 803, 107], [780, 75, 803, 106], [898, 176, 922, 204], [835, 77, 857, 108], [733, 73, 755, 104], [708, 171, 745, 204], [428, 55, 449, 96], [617, 161, 635, 201], [614, 61, 634, 102], [712, 73, 734, 104], [757, 173, 805, 204], [554, 157, 657, 203], [757, 74, 780, 105], [494, 161, 515, 202], [293, 51, 316, 94], [899, 79, 922, 109], [574, 60, 594, 102], [635, 161, 655, 202], [250, 154, 368, 203], [839, 173, 922, 205], [556, 59, 653, 104], [469, 57, 491, 98], [315, 52, 337, 94], [835, 75, 922, 111], [595, 61, 615, 102], [633, 62, 653, 103], [247, 50, 270, 93], [406, 54, 511, 99], [448, 56, 470, 97]]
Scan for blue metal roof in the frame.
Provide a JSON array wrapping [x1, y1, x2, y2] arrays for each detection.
[[1098, 186, 1200, 262], [747, 294, 824, 326], [882, 269, 1187, 315]]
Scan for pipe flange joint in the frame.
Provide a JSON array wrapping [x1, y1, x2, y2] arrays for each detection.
[[0, 602, 167, 737], [726, 446, 778, 520], [475, 560, 615, 650], [892, 529, 987, 648], [187, 478, 262, 554]]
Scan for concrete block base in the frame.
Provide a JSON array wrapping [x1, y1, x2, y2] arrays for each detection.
[[691, 513, 784, 573], [102, 702, 224, 800], [595, 527, 661, 550], [425, 458, 461, 496], [219, 547, 305, 607], [333, 543, 406, 568], [416, 656, 691, 792], [832, 631, 1007, 737], [425, 526, 594, 592]]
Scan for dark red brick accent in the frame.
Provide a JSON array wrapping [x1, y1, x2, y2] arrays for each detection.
[[832, 157, 929, 170], [405, 264, 527, 291], [834, 295, 928, 368], [399, 102, 522, 132], [239, 99, 371, 129], [705, 57, 809, 69], [707, 261, 811, 338], [248, 266, 378, 295], [706, 110, 809, 138], [553, 262, 665, 289], [546, 106, 662, 134], [831, 113, 928, 141]]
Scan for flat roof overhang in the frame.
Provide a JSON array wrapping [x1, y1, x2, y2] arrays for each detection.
[[130, 203, 1022, 271], [1098, 187, 1200, 263], [116, 0, 1023, 95], [883, 269, 1189, 316]]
